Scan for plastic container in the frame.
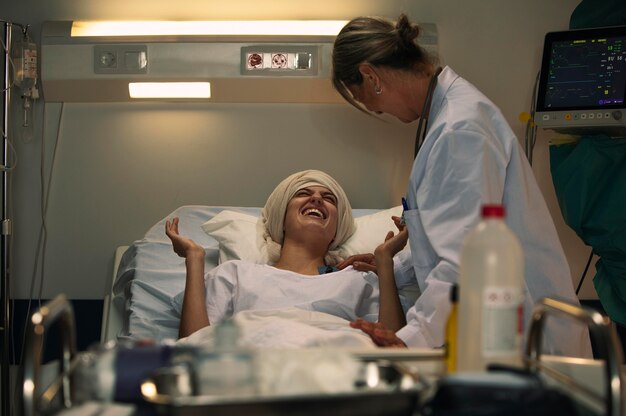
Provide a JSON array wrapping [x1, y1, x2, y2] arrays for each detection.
[[457, 204, 524, 372], [72, 341, 198, 403], [194, 319, 256, 397]]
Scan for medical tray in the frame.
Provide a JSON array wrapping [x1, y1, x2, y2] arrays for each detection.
[[141, 359, 427, 416]]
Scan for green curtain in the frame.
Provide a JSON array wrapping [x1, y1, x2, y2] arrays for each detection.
[[570, 0, 626, 29], [551, 0, 626, 325], [550, 136, 626, 325]]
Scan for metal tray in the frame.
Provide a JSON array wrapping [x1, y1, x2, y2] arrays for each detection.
[[141, 360, 426, 416]]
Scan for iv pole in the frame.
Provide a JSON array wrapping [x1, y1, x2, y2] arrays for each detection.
[[2, 18, 23, 416], [1, 21, 12, 416]]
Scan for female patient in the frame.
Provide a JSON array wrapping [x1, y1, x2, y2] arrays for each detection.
[[166, 169, 407, 339]]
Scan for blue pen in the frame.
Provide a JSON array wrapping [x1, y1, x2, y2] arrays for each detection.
[[401, 197, 408, 225]]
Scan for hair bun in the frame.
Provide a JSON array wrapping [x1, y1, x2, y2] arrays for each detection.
[[395, 14, 420, 47]]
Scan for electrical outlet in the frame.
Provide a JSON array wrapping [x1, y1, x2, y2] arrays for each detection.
[[94, 45, 148, 74]]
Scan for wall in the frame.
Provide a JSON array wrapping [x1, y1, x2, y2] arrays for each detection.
[[2, 0, 596, 306]]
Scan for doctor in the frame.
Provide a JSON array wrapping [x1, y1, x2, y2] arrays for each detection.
[[333, 14, 592, 357]]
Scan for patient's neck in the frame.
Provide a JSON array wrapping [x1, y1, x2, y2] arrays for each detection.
[[274, 240, 326, 276]]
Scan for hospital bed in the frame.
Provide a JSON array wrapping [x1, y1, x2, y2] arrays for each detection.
[[21, 205, 440, 415]]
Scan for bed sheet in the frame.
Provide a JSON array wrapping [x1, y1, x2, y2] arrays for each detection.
[[111, 205, 388, 343]]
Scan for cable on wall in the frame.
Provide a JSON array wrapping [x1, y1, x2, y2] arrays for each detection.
[[13, 102, 64, 372], [524, 71, 540, 165]]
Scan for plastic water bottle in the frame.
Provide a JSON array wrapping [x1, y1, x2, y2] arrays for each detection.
[[456, 204, 524, 372]]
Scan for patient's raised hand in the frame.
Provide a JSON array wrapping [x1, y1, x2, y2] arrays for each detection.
[[165, 217, 205, 259], [337, 216, 407, 273], [375, 227, 408, 260]]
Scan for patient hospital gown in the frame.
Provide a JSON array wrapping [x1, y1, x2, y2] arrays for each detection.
[[173, 260, 380, 325], [396, 66, 593, 358]]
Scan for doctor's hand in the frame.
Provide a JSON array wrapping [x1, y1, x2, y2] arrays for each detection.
[[165, 217, 205, 260], [350, 319, 407, 348], [337, 253, 377, 273]]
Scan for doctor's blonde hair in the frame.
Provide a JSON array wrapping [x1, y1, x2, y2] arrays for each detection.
[[332, 14, 436, 111]]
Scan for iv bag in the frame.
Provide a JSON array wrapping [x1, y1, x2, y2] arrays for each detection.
[[11, 38, 38, 91]]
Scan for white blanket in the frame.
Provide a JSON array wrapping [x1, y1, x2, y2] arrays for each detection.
[[178, 308, 378, 396], [177, 307, 377, 349]]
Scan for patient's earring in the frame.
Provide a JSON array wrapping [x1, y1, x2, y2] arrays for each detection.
[[375, 85, 382, 95]]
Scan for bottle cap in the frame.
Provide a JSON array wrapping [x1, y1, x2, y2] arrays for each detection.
[[481, 204, 505, 218], [449, 284, 458, 302]]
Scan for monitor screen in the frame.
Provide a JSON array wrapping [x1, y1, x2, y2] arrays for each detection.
[[536, 26, 626, 112]]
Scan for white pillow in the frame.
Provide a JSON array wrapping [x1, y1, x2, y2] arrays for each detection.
[[342, 206, 403, 255], [200, 210, 266, 264], [201, 206, 402, 263]]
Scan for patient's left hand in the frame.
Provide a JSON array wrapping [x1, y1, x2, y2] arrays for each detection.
[[337, 216, 408, 273], [350, 319, 407, 348], [374, 227, 408, 260]]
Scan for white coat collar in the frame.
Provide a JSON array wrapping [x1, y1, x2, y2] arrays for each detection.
[[428, 66, 460, 125]]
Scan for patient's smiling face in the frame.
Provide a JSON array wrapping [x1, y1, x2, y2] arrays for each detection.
[[283, 186, 338, 246]]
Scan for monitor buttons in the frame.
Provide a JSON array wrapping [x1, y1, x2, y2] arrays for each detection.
[[613, 110, 623, 120], [589, 113, 595, 119], [580, 113, 587, 120]]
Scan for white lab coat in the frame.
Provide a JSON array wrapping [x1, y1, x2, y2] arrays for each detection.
[[395, 67, 592, 358]]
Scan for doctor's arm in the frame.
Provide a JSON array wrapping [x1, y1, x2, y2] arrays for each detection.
[[165, 217, 210, 338]]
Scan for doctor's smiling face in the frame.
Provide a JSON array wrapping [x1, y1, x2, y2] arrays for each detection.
[[283, 186, 339, 247]]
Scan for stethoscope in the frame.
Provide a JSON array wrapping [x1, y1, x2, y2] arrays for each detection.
[[414, 66, 443, 158]]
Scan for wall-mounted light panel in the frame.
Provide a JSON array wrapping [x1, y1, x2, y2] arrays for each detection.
[[40, 20, 438, 103], [128, 82, 211, 99], [70, 20, 349, 39]]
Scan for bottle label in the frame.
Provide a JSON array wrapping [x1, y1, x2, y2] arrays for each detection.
[[482, 286, 523, 356]]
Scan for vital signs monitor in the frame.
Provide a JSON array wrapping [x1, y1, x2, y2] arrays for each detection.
[[535, 25, 626, 136]]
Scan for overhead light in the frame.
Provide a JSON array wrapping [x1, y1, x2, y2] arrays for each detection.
[[128, 82, 211, 99], [70, 20, 348, 38]]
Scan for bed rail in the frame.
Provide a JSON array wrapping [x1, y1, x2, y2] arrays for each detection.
[[524, 297, 624, 416], [21, 294, 77, 416]]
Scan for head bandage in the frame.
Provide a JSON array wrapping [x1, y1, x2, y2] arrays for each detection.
[[260, 170, 356, 265]]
